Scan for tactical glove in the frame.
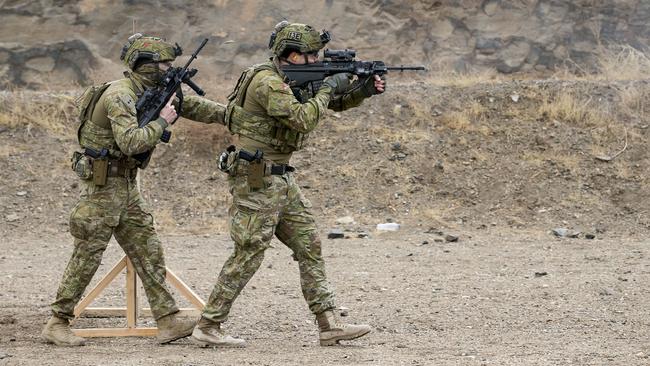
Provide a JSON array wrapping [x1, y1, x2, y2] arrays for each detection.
[[321, 73, 353, 95], [360, 75, 386, 97]]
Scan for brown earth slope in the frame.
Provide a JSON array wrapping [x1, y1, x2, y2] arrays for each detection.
[[1, 77, 649, 238]]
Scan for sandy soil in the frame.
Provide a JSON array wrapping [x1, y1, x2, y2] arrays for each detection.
[[1, 228, 649, 366]]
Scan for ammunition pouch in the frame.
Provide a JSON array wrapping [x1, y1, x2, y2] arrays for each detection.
[[71, 151, 93, 180], [92, 157, 109, 186]]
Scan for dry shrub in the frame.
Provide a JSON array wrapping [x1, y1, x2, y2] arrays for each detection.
[[0, 89, 76, 133], [552, 45, 650, 81], [594, 45, 650, 81], [438, 100, 489, 134], [618, 84, 649, 118], [538, 90, 608, 126]]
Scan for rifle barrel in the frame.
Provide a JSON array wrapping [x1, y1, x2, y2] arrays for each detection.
[[386, 65, 427, 71], [182, 38, 209, 69]]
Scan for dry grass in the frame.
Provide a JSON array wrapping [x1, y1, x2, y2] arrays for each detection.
[[537, 89, 609, 127], [426, 67, 503, 87], [438, 100, 490, 134], [618, 83, 649, 119], [553, 45, 650, 81], [0, 89, 76, 133], [594, 45, 650, 81]]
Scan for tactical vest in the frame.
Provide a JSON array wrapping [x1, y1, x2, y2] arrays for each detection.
[[75, 79, 143, 164], [224, 62, 307, 153], [75, 81, 118, 153]]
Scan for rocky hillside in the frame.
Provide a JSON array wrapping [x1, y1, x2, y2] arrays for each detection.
[[1, 0, 649, 88]]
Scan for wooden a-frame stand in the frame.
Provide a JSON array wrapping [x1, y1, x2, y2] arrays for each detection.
[[72, 255, 205, 337]]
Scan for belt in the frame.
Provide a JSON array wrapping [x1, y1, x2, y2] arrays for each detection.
[[269, 163, 294, 175], [237, 150, 294, 176], [107, 161, 138, 179]]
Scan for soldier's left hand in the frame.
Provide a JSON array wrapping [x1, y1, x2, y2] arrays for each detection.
[[361, 74, 386, 97], [373, 74, 386, 94]]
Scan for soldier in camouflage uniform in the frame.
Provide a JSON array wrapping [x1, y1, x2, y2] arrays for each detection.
[[192, 21, 385, 348], [41, 34, 225, 347]]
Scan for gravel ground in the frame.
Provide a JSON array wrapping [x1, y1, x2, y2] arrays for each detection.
[[1, 228, 649, 366]]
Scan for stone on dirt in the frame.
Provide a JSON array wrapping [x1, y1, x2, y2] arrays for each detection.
[[445, 234, 459, 242], [335, 216, 355, 225], [327, 229, 345, 239]]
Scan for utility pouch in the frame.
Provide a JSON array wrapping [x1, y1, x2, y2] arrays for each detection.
[[247, 160, 265, 189], [71, 151, 93, 180], [217, 145, 237, 174], [92, 158, 108, 186]]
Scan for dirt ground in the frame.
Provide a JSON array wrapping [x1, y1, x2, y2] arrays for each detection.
[[1, 227, 650, 366]]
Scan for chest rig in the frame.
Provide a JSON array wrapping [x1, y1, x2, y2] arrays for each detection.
[[224, 62, 310, 154], [75, 79, 145, 168]]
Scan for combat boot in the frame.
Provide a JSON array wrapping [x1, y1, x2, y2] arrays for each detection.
[[316, 310, 371, 346], [41, 315, 85, 346], [156, 313, 196, 344], [191, 317, 246, 348]]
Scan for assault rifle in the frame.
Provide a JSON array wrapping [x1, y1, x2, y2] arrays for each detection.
[[280, 49, 426, 98], [132, 38, 209, 165]]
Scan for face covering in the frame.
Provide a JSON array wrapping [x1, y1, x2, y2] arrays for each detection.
[[133, 63, 167, 87]]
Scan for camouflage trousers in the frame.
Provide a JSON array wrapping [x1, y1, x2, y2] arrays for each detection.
[[51, 176, 178, 320], [201, 171, 336, 323]]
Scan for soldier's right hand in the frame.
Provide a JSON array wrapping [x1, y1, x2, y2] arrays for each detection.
[[159, 95, 178, 124], [321, 73, 353, 95]]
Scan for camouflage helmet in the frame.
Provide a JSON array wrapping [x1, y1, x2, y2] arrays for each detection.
[[268, 21, 331, 57], [120, 33, 182, 70]]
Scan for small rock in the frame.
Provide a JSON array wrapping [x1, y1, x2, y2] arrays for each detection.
[[567, 231, 581, 238], [421, 240, 429, 245], [0, 352, 10, 360], [357, 232, 369, 239], [338, 307, 349, 317], [5, 214, 19, 223], [16, 191, 27, 196], [434, 238, 444, 243], [534, 271, 548, 277], [552, 228, 569, 237], [9, 337, 15, 342], [327, 229, 345, 239], [510, 93, 520, 102], [335, 216, 355, 225], [444, 234, 459, 242], [585, 233, 596, 240], [376, 223, 400, 231], [391, 142, 402, 151]]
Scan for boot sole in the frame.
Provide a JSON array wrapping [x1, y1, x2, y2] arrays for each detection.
[[41, 332, 85, 347], [157, 330, 194, 344], [191, 336, 246, 348], [320, 328, 371, 346]]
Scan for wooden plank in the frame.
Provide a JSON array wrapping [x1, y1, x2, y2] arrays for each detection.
[[74, 257, 127, 317], [79, 307, 127, 318], [72, 327, 158, 338], [81, 307, 200, 318], [166, 268, 205, 309], [126, 258, 137, 327]]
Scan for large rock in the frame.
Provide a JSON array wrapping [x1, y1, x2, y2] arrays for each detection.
[[0, 0, 647, 87], [0, 40, 96, 87]]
